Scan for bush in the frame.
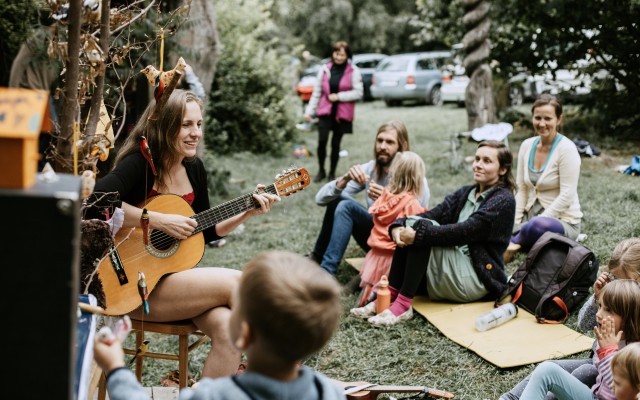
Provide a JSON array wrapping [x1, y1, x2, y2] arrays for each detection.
[[205, 0, 299, 156]]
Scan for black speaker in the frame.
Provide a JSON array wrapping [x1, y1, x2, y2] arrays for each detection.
[[1, 174, 81, 400]]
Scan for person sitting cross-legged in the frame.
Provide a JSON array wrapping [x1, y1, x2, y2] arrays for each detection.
[[351, 140, 516, 327], [306, 120, 430, 289]]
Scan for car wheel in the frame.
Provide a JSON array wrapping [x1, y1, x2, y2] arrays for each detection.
[[429, 86, 442, 106], [384, 99, 400, 107], [509, 86, 524, 107]]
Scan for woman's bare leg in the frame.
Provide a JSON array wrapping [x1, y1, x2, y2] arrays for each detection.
[[127, 267, 242, 378]]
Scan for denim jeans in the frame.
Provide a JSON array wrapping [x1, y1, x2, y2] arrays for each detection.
[[519, 361, 596, 400], [318, 197, 373, 275]]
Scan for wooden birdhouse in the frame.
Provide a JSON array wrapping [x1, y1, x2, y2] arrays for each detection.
[[0, 87, 51, 188]]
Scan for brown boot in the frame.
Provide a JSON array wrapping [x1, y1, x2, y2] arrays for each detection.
[[503, 242, 522, 264]]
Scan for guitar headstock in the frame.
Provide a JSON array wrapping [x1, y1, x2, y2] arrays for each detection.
[[274, 168, 311, 197]]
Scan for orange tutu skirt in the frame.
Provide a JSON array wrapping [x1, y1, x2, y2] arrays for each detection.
[[360, 248, 395, 288]]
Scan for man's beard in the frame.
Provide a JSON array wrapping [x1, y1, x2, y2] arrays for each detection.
[[376, 153, 392, 167]]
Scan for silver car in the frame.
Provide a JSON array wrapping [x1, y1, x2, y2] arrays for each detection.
[[371, 51, 452, 106]]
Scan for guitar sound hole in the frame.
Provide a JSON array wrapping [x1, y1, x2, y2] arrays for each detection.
[[150, 230, 176, 251]]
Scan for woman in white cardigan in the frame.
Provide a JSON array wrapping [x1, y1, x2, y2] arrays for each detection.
[[505, 94, 583, 262]]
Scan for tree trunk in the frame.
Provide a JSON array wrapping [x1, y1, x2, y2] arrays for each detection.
[[463, 0, 496, 130], [465, 64, 496, 130], [176, 0, 220, 96], [56, 0, 82, 173]]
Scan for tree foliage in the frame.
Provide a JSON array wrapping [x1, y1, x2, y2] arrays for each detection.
[[0, 1, 40, 87], [269, 0, 433, 58], [204, 0, 298, 155], [416, 0, 640, 136]]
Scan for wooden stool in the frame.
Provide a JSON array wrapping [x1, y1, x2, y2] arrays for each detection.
[[98, 319, 208, 400]]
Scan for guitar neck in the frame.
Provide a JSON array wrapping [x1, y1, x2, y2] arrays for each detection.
[[366, 386, 454, 399], [192, 184, 278, 233]]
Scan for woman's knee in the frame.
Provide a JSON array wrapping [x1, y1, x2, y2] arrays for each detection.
[[195, 306, 232, 339], [526, 217, 564, 236]]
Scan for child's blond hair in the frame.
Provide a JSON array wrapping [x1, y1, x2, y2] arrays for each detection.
[[608, 238, 640, 280], [611, 342, 640, 394], [386, 151, 425, 197], [600, 279, 640, 343], [239, 251, 342, 363]]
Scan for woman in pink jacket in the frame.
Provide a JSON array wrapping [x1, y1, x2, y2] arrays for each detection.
[[304, 41, 363, 183]]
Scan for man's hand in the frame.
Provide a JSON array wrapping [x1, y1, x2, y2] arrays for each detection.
[[328, 93, 339, 102], [337, 164, 369, 189]]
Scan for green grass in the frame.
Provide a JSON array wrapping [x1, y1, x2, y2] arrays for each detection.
[[134, 100, 640, 399]]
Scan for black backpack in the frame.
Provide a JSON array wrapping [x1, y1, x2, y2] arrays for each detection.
[[496, 231, 599, 323]]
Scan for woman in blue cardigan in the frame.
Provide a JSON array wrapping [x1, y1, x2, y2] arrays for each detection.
[[351, 140, 516, 326]]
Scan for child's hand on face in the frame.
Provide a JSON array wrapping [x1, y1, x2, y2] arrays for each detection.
[[595, 316, 623, 348]]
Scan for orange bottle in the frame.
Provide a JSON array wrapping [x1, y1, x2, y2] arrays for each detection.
[[376, 275, 391, 314]]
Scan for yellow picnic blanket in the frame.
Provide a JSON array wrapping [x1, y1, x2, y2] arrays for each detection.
[[412, 296, 594, 368]]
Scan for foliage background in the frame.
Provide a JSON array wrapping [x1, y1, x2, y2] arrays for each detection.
[[204, 0, 299, 156]]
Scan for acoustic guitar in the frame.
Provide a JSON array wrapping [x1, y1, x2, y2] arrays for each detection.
[[97, 167, 310, 316], [339, 380, 455, 400]]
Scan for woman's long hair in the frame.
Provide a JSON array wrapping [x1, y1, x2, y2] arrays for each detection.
[[372, 120, 410, 181], [113, 90, 203, 191]]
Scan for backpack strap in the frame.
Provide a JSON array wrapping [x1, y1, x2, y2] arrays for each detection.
[[494, 235, 551, 307], [537, 297, 569, 324]]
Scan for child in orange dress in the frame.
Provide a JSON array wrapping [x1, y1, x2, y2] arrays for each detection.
[[357, 151, 427, 305]]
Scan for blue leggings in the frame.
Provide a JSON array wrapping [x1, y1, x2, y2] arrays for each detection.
[[519, 361, 596, 400], [512, 216, 564, 251]]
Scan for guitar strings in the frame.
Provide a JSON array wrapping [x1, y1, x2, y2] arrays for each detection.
[[112, 170, 307, 267], [113, 184, 282, 265]]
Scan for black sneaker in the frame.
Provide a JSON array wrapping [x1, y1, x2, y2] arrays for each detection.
[[313, 170, 326, 183]]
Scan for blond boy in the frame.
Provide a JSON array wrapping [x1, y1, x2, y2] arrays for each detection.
[[94, 251, 346, 400]]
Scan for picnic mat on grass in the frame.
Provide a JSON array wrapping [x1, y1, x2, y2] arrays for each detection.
[[413, 296, 594, 368]]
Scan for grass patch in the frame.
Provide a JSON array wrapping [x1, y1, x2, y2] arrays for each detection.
[[134, 101, 640, 399]]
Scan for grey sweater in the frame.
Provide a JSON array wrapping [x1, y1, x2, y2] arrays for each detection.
[[315, 160, 430, 209], [105, 366, 346, 400]]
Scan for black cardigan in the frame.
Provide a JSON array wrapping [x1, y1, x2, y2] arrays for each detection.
[[88, 152, 222, 243], [389, 184, 516, 299]]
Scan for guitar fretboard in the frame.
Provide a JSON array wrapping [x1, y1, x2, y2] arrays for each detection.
[[192, 184, 278, 234]]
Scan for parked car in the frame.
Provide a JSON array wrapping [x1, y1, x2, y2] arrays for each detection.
[[508, 69, 594, 105], [353, 53, 388, 101], [440, 74, 469, 107], [440, 58, 467, 107], [294, 53, 387, 105], [370, 51, 452, 106], [296, 61, 324, 105]]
